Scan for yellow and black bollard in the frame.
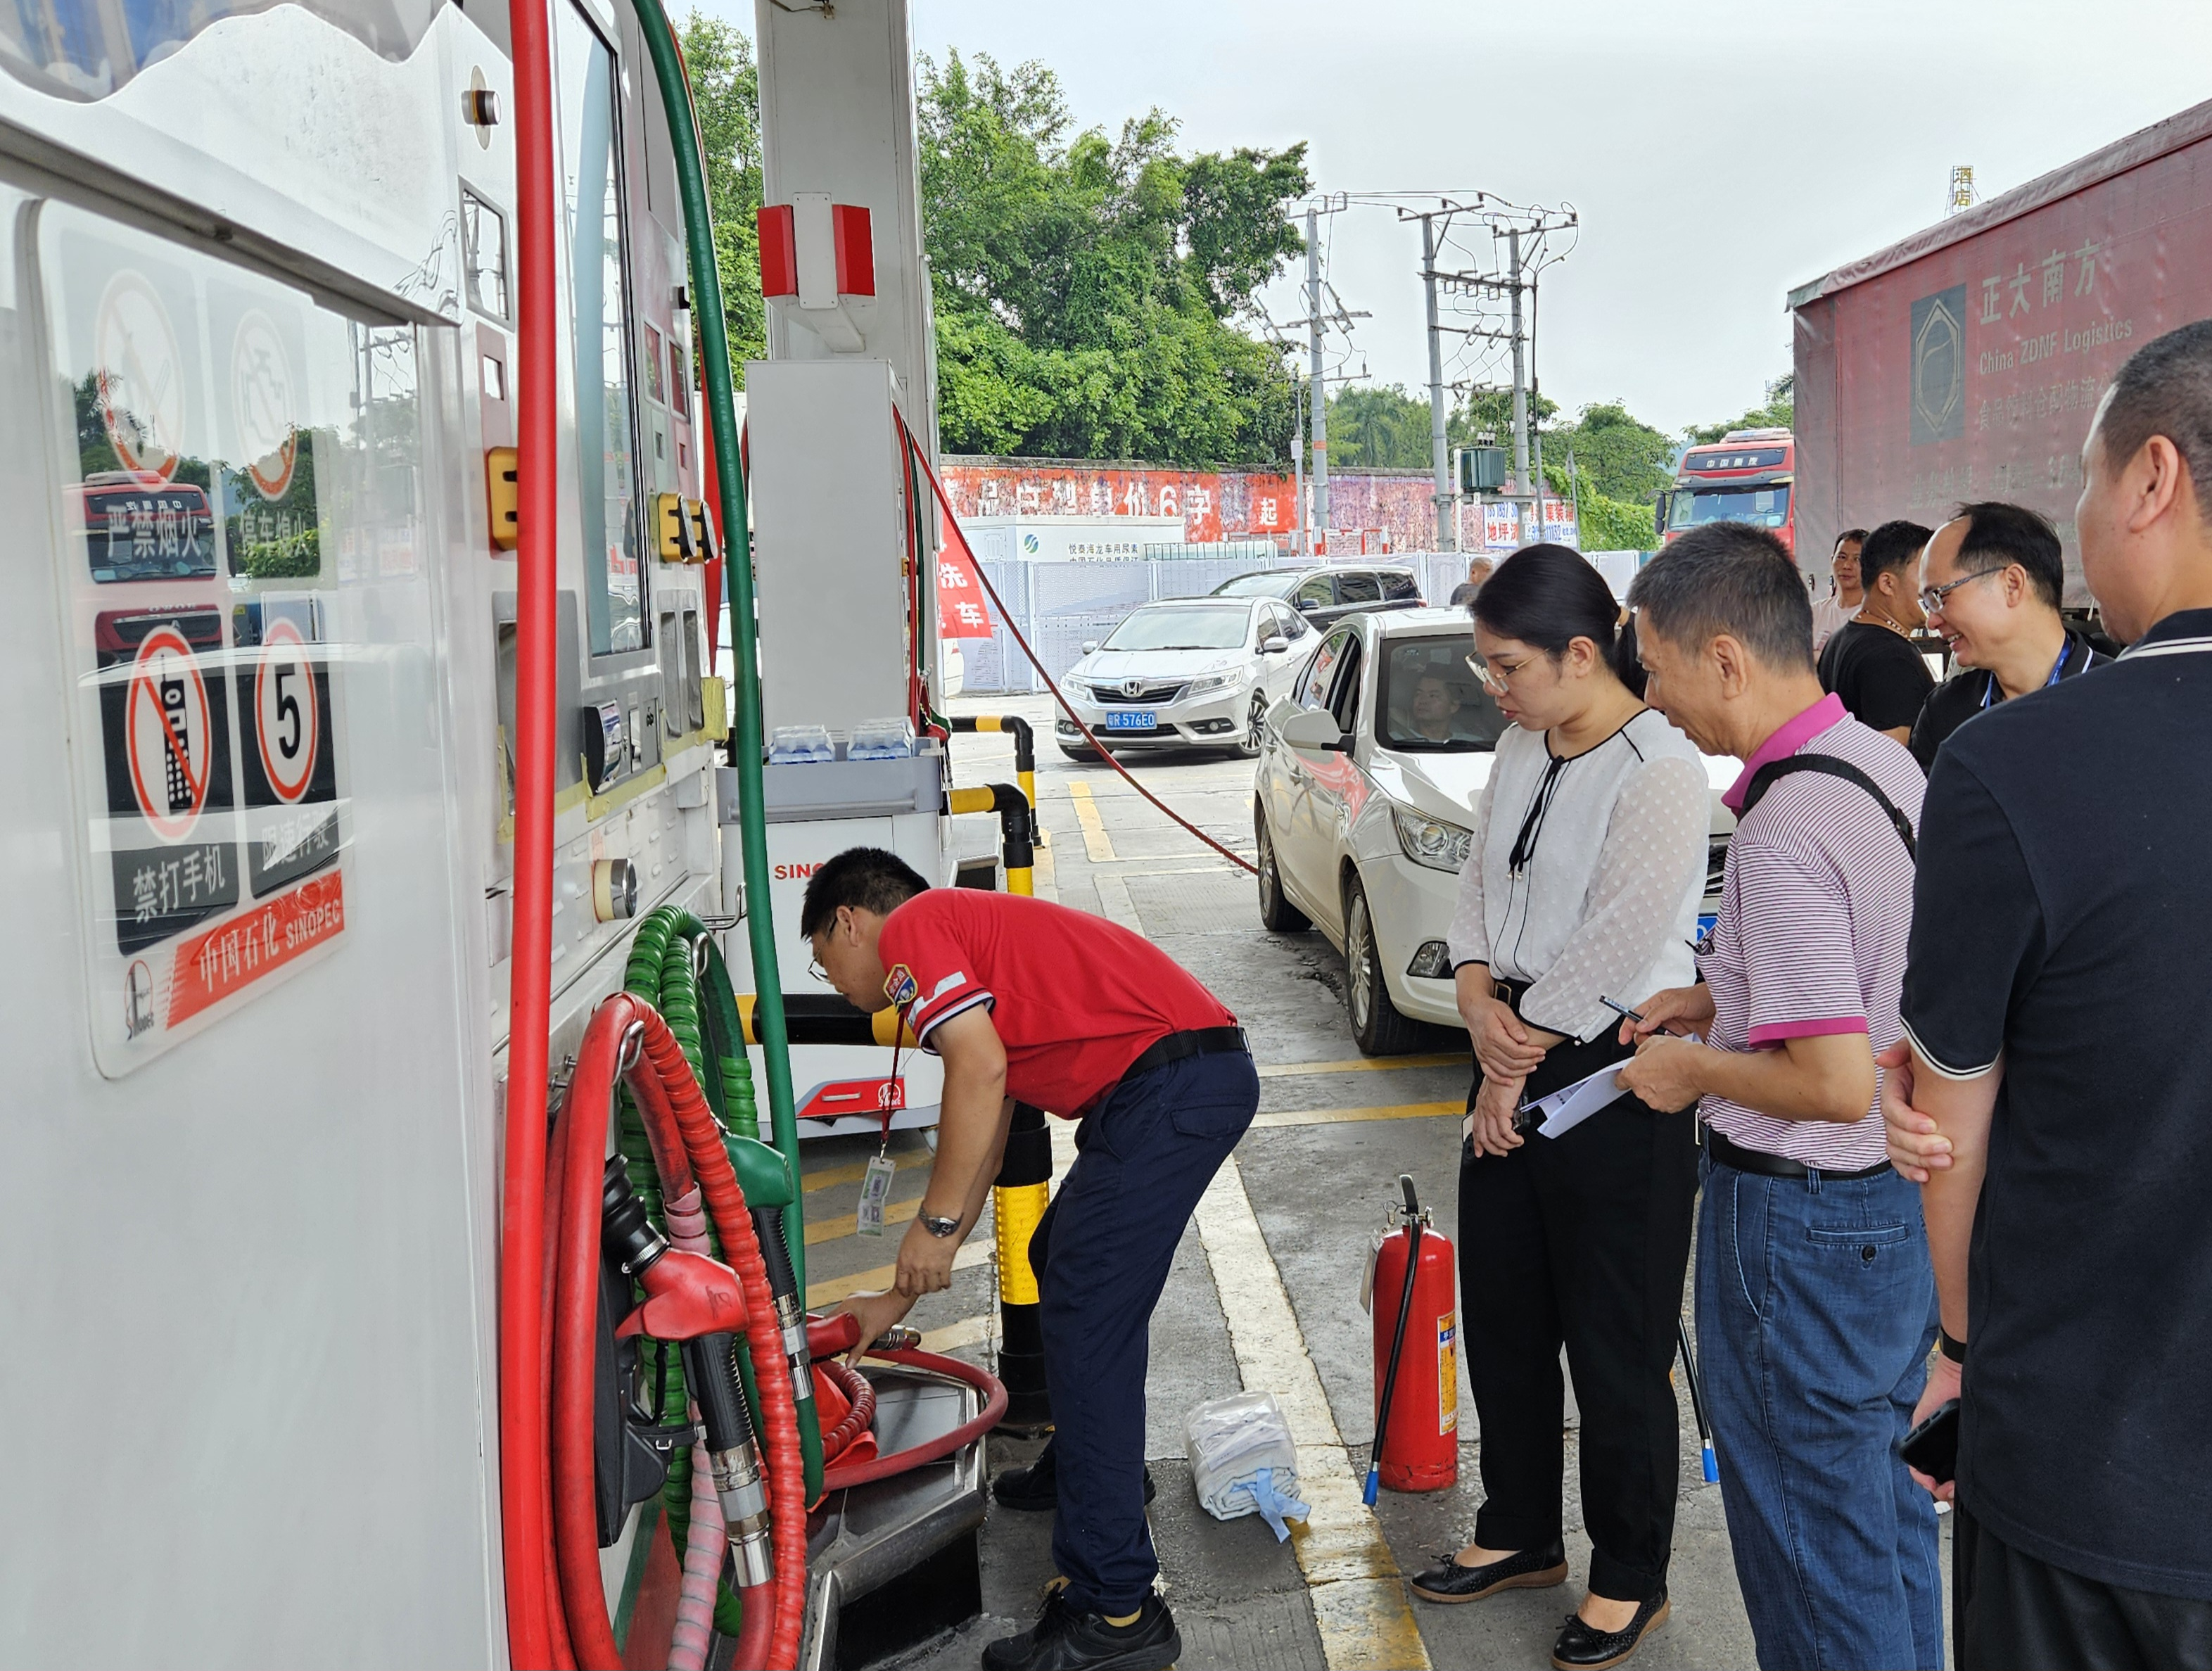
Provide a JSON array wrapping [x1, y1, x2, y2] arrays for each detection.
[[991, 1100, 1054, 1431], [946, 782, 1036, 896], [948, 714, 1036, 816]]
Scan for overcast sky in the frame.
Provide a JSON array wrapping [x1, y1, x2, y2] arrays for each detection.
[[710, 0, 2212, 438]]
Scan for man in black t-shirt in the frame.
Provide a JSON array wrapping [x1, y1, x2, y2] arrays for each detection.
[[1908, 502, 2107, 770], [1817, 519, 1935, 742], [1885, 321, 2212, 1668]]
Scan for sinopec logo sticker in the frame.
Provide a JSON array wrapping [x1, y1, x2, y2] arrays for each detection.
[[1910, 285, 1967, 446]]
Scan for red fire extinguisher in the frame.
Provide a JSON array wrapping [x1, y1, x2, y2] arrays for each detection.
[[1366, 1174, 1458, 1499]]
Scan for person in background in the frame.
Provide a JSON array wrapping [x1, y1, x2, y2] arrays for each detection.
[[1883, 322, 2212, 1670], [1410, 545, 1709, 1671], [1617, 523, 1941, 1671], [1818, 519, 1935, 742], [1906, 502, 2107, 770], [1407, 671, 1466, 742], [1449, 555, 1497, 606], [1810, 526, 1869, 649]]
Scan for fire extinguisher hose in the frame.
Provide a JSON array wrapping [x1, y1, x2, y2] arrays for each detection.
[[1365, 1174, 1425, 1507]]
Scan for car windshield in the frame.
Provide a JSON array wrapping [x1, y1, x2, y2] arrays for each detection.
[[1380, 640, 1507, 753], [1102, 604, 1252, 651], [1670, 485, 1791, 530], [1209, 573, 1290, 598]]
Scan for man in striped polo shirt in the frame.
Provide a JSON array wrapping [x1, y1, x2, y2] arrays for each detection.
[[1617, 523, 1940, 1671]]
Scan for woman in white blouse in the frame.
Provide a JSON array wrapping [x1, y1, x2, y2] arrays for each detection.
[[1406, 546, 1710, 1671]]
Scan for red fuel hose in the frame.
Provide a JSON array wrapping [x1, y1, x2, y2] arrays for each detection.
[[816, 1359, 876, 1461], [818, 1349, 1009, 1493], [624, 1003, 810, 1670], [498, 0, 561, 1651], [549, 996, 808, 1670]]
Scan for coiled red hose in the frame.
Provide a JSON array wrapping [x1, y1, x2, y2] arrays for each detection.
[[816, 1359, 876, 1461], [818, 1349, 1009, 1494], [625, 1003, 810, 1671], [549, 996, 807, 1670]]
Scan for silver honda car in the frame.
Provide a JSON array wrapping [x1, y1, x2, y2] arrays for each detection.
[[1054, 596, 1314, 759]]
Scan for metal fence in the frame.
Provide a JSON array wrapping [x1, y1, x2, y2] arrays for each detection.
[[960, 550, 1515, 693]]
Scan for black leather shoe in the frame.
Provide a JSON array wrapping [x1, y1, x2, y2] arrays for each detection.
[[981, 1588, 1181, 1671], [1551, 1591, 1670, 1669], [1409, 1537, 1569, 1603], [992, 1449, 1157, 1513]]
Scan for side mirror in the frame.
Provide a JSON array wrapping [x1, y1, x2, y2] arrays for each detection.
[[1261, 635, 1290, 654], [1080, 640, 1099, 655], [1297, 599, 1321, 614], [1281, 708, 1349, 754]]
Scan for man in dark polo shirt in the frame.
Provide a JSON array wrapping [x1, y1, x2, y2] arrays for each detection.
[[1907, 502, 2108, 770], [1818, 518, 1936, 743], [803, 848, 1255, 1671], [1885, 322, 2212, 1667]]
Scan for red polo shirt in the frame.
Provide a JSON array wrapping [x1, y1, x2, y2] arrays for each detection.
[[876, 889, 1238, 1117]]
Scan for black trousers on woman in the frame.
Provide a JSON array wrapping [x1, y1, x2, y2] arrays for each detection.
[[1460, 1027, 1700, 1603]]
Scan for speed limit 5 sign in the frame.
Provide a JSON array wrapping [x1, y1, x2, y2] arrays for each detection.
[[236, 609, 337, 898]]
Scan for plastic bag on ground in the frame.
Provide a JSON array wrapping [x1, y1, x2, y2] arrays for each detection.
[[1184, 1390, 1310, 1542]]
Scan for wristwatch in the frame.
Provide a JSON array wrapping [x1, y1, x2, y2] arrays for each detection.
[[918, 1213, 962, 1239]]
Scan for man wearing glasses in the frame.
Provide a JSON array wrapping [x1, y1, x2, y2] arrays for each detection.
[[1907, 503, 2109, 770]]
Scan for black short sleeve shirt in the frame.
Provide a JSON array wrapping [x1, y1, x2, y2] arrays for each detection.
[[1818, 619, 1936, 734], [1900, 607, 2212, 1601], [1907, 630, 2107, 771]]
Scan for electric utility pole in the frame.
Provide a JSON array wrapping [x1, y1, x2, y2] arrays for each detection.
[[1419, 212, 1452, 552], [1292, 363, 1307, 559], [1306, 205, 1329, 554], [1507, 228, 1532, 545]]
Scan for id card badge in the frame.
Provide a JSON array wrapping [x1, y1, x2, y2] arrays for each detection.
[[857, 1152, 896, 1237]]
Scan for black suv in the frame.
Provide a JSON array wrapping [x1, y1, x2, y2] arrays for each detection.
[[1209, 564, 1424, 630]]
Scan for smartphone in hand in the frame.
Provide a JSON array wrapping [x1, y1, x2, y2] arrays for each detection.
[[1899, 1398, 1959, 1485]]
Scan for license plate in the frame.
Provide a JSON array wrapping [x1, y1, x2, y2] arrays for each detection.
[[1104, 710, 1156, 730]]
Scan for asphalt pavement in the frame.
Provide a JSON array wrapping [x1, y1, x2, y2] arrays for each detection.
[[792, 692, 1945, 1671]]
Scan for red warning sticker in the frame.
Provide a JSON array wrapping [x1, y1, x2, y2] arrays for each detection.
[[124, 622, 212, 841], [167, 868, 345, 1027]]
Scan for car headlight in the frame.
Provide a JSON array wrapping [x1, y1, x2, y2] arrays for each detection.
[[1183, 670, 1242, 699], [1057, 671, 1092, 699], [1392, 806, 1473, 872]]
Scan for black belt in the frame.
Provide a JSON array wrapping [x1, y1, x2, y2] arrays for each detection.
[[1705, 1125, 1890, 1182], [1123, 1026, 1250, 1082]]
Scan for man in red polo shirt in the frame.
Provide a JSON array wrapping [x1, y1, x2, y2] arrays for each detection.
[[802, 846, 1254, 1671]]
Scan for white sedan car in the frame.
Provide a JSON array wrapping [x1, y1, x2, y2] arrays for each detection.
[[1054, 595, 1314, 760], [1254, 607, 1735, 1055]]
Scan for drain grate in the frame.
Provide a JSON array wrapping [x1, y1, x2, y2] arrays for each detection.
[[1124, 870, 1259, 936]]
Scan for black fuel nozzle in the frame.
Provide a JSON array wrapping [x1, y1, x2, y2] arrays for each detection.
[[602, 1155, 668, 1278], [682, 1332, 774, 1587]]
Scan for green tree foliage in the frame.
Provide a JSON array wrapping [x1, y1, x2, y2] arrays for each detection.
[[1684, 373, 1793, 444], [919, 50, 1308, 465], [1548, 401, 1675, 505], [680, 13, 765, 382], [1327, 385, 1433, 469]]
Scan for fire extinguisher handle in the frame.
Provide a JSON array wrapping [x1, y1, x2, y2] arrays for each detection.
[[1399, 1173, 1419, 1219]]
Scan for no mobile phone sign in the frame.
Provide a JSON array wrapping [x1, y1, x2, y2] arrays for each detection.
[[125, 623, 212, 841]]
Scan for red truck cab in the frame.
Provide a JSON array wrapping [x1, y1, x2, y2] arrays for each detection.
[[1657, 428, 1796, 554]]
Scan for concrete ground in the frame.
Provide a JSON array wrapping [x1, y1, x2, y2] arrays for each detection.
[[792, 693, 1947, 1671]]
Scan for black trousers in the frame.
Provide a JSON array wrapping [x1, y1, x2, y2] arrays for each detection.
[[1957, 1505, 2212, 1671], [1459, 1030, 1699, 1602]]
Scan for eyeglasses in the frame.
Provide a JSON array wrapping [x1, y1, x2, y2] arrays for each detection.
[[1919, 566, 2005, 615], [807, 951, 830, 985], [1465, 649, 1539, 693]]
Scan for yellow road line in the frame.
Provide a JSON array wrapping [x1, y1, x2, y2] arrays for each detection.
[[803, 1239, 991, 1307], [801, 1150, 932, 1195], [1193, 1155, 1431, 1670], [1067, 779, 1118, 862], [1255, 1053, 1462, 1079], [1249, 1101, 1459, 1131], [920, 1314, 994, 1353]]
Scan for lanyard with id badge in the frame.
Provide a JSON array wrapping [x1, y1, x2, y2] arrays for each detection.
[[856, 1005, 912, 1235]]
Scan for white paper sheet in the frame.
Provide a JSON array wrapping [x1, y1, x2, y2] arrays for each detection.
[[1519, 1062, 1631, 1138]]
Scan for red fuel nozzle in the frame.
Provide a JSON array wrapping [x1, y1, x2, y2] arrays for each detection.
[[615, 1248, 750, 1342]]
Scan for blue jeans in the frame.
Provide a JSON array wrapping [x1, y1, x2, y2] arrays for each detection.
[[1696, 1155, 1943, 1670], [1030, 1048, 1259, 1613]]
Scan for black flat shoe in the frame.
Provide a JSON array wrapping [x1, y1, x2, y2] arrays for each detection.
[[1551, 1590, 1670, 1670], [1408, 1537, 1568, 1603], [993, 1451, 1157, 1513], [981, 1588, 1181, 1671]]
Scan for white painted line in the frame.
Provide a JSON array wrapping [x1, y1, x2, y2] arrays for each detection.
[[1092, 872, 1144, 934], [1193, 1154, 1432, 1670]]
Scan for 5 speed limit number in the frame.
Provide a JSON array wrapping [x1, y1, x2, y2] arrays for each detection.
[[255, 618, 318, 800]]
